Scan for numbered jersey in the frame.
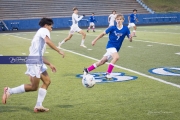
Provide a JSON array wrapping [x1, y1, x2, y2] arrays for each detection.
[[129, 13, 137, 23], [105, 25, 130, 51]]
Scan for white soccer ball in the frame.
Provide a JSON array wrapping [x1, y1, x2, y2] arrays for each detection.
[[82, 74, 96, 88]]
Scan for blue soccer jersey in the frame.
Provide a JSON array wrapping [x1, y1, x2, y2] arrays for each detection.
[[105, 25, 130, 52], [130, 13, 137, 23], [89, 16, 96, 23]]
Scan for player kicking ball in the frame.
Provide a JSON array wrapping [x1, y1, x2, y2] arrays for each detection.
[[128, 9, 138, 37], [84, 14, 132, 79], [2, 18, 64, 112], [58, 7, 87, 49]]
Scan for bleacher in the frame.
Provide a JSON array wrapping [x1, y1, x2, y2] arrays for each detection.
[[0, 0, 149, 20]]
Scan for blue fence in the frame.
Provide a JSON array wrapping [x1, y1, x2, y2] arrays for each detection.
[[2, 13, 180, 31]]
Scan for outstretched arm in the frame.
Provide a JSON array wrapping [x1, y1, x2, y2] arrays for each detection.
[[43, 57, 57, 73], [128, 16, 130, 23], [92, 32, 106, 46], [44, 36, 64, 58], [74, 15, 83, 22]]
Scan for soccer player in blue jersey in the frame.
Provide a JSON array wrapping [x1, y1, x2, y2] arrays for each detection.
[[128, 9, 138, 37], [84, 14, 132, 78], [87, 13, 96, 32]]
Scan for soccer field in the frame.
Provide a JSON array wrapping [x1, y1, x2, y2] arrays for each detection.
[[0, 24, 180, 120]]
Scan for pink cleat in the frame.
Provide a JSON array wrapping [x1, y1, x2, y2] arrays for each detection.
[[34, 106, 49, 113], [2, 87, 10, 104]]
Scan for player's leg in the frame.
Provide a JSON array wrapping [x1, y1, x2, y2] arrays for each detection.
[[87, 24, 91, 32], [133, 25, 137, 37], [58, 33, 73, 48], [78, 29, 87, 48], [2, 76, 40, 104], [34, 71, 51, 112], [84, 50, 110, 75], [106, 52, 119, 77], [92, 23, 95, 32]]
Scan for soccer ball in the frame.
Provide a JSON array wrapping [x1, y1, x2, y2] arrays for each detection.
[[82, 74, 96, 88]]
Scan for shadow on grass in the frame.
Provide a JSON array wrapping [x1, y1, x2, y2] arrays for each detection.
[[0, 105, 32, 113]]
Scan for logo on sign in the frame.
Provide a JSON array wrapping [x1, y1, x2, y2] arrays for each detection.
[[76, 72, 138, 83]]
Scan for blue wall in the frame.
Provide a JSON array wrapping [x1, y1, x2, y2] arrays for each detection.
[[3, 13, 180, 31]]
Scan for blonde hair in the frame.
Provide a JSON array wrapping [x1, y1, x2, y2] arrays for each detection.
[[115, 14, 124, 20]]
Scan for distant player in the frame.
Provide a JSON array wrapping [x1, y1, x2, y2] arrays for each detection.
[[128, 9, 138, 37], [2, 18, 65, 112], [108, 10, 117, 27], [58, 7, 87, 48], [83, 14, 132, 78], [87, 13, 96, 32]]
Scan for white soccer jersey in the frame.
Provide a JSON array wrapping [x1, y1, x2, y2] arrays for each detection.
[[108, 14, 117, 26], [72, 13, 83, 26], [29, 28, 50, 56]]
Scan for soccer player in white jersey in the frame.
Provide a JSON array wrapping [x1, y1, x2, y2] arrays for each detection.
[[2, 18, 64, 112], [108, 10, 117, 27], [58, 7, 87, 48], [128, 9, 138, 37], [84, 14, 132, 78]]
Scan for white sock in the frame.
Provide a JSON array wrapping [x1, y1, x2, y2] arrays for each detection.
[[60, 40, 65, 45], [9, 84, 25, 94], [81, 39, 85, 45], [36, 88, 47, 107]]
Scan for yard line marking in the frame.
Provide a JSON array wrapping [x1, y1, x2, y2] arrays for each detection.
[[8, 34, 31, 40], [57, 31, 180, 47], [137, 31, 180, 34], [7, 34, 180, 88], [175, 52, 180, 55]]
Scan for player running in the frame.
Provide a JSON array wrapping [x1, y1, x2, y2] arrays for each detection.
[[2, 18, 64, 112], [128, 9, 138, 37], [84, 14, 132, 78], [58, 7, 87, 48], [108, 10, 117, 27], [87, 13, 96, 32]]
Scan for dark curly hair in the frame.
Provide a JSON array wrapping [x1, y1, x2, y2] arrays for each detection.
[[39, 18, 54, 27]]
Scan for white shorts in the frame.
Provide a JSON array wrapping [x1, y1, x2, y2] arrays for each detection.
[[128, 23, 136, 28], [69, 25, 82, 34], [103, 48, 117, 61], [89, 22, 95, 26], [25, 64, 47, 78]]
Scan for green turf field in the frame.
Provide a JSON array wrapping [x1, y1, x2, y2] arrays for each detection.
[[0, 24, 180, 120]]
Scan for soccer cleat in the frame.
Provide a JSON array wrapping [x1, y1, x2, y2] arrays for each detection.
[[34, 106, 49, 113], [93, 30, 95, 32], [87, 30, 89, 33], [2, 87, 10, 104], [80, 44, 87, 48], [83, 68, 89, 75], [105, 73, 112, 80]]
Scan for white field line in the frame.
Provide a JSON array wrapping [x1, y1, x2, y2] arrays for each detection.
[[9, 34, 180, 88], [57, 31, 180, 47]]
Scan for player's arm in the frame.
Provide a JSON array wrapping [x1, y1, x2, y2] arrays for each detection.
[[108, 15, 111, 23], [136, 18, 139, 22], [127, 29, 132, 42], [43, 57, 57, 73], [44, 36, 64, 58], [128, 16, 130, 23], [92, 32, 106, 46], [74, 14, 83, 21]]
